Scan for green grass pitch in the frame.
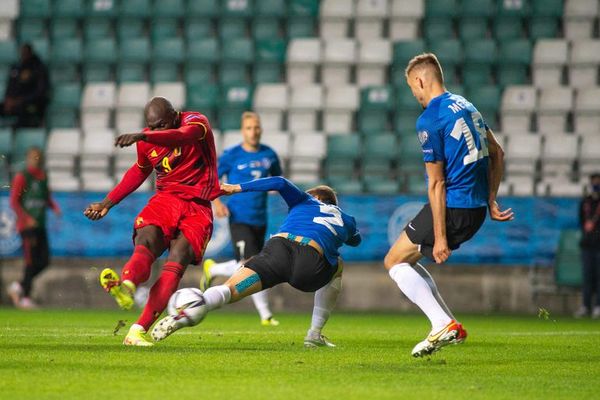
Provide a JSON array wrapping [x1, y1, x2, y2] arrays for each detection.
[[1, 309, 599, 400]]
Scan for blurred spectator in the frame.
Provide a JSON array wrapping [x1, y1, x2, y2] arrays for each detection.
[[0, 43, 49, 127], [7, 147, 60, 309], [575, 173, 600, 318]]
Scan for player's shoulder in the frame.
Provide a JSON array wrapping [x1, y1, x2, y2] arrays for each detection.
[[259, 144, 278, 157], [180, 111, 209, 127], [221, 143, 243, 157]]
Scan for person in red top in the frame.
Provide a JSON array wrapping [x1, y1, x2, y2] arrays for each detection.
[[8, 147, 61, 309], [84, 97, 220, 346]]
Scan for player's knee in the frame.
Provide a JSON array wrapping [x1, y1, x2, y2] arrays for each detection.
[[384, 252, 399, 270]]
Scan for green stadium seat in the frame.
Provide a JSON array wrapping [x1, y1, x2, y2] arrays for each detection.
[[84, 18, 113, 39], [290, 0, 319, 16], [30, 38, 49, 62], [49, 64, 79, 83], [393, 40, 425, 67], [255, 0, 287, 17], [496, 64, 528, 87], [0, 41, 17, 64], [327, 135, 360, 162], [51, 82, 81, 108], [53, 0, 85, 17], [253, 63, 282, 83], [394, 110, 420, 138], [531, 0, 563, 17], [117, 63, 147, 82], [219, 64, 248, 85], [50, 38, 82, 64], [395, 85, 421, 112], [222, 0, 253, 17], [463, 40, 497, 87], [406, 173, 427, 194], [493, 17, 524, 40], [185, 20, 214, 41], [86, 0, 118, 18], [150, 63, 179, 82], [120, 0, 150, 18], [119, 38, 150, 63], [220, 84, 253, 108], [0, 128, 13, 157], [496, 0, 530, 17], [426, 0, 458, 17], [84, 38, 117, 63], [325, 158, 356, 180], [498, 39, 532, 65], [117, 18, 146, 39], [529, 17, 559, 40], [184, 63, 214, 85], [423, 18, 454, 42], [187, 0, 220, 17], [327, 178, 363, 194], [429, 39, 463, 67], [466, 85, 501, 112], [458, 18, 489, 41], [13, 128, 46, 157], [363, 134, 398, 161], [153, 0, 185, 18], [218, 107, 245, 131], [222, 38, 254, 64], [363, 157, 393, 177], [50, 18, 78, 40], [47, 107, 78, 128], [460, 0, 495, 17], [398, 140, 423, 166], [219, 18, 248, 39], [252, 18, 281, 40], [358, 110, 390, 134], [287, 16, 316, 38], [445, 83, 464, 96], [256, 39, 286, 63], [188, 38, 220, 63], [20, 0, 51, 18], [462, 64, 493, 87], [152, 18, 179, 40], [152, 37, 185, 63], [82, 63, 113, 82], [186, 83, 219, 111], [17, 19, 46, 41], [360, 86, 394, 110], [554, 230, 583, 286], [364, 179, 399, 195]]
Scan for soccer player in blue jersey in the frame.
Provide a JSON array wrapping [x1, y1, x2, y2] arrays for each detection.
[[385, 53, 514, 357], [152, 177, 361, 347], [203, 112, 282, 326]]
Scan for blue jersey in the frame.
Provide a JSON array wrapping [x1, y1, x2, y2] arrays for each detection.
[[416, 91, 490, 208], [218, 144, 282, 226], [239, 177, 361, 266]]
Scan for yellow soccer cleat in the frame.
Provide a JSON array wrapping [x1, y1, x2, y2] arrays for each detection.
[[261, 317, 280, 327], [200, 259, 215, 291], [123, 325, 154, 347], [99, 268, 135, 311]]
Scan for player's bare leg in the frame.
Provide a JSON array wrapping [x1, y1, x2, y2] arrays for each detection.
[[385, 232, 466, 357]]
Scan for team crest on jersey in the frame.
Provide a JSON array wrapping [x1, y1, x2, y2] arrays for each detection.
[[418, 130, 429, 144]]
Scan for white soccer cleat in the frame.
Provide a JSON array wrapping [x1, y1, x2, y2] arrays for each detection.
[[7, 281, 23, 307], [304, 330, 336, 348], [151, 315, 190, 342], [411, 320, 467, 358]]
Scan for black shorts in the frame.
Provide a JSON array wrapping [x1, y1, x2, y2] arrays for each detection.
[[405, 203, 487, 261], [229, 223, 267, 261], [244, 237, 336, 292]]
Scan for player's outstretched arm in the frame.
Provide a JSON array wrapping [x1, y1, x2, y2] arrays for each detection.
[[238, 176, 307, 207], [486, 129, 514, 222], [425, 161, 451, 264], [83, 199, 113, 221]]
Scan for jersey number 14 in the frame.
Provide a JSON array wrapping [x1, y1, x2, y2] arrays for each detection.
[[450, 112, 489, 165]]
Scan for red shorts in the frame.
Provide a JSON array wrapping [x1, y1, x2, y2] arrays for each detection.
[[133, 192, 213, 264]]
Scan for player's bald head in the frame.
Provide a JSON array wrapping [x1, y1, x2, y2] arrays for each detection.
[[405, 53, 444, 84], [144, 96, 178, 130]]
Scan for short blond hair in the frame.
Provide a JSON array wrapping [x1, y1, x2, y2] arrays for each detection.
[[405, 53, 444, 83], [241, 111, 260, 125]]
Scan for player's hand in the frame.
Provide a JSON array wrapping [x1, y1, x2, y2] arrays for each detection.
[[214, 201, 230, 218], [489, 201, 514, 222], [432, 239, 451, 264], [84, 202, 110, 221], [115, 133, 146, 148], [220, 183, 241, 196]]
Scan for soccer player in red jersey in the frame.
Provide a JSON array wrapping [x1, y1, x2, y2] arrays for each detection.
[[84, 97, 220, 346]]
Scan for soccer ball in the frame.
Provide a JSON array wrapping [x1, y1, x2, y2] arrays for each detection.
[[167, 288, 208, 326]]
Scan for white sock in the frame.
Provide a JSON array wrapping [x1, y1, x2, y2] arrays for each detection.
[[310, 276, 342, 334], [210, 260, 240, 277], [203, 285, 232, 311], [388, 263, 452, 331], [251, 289, 273, 320]]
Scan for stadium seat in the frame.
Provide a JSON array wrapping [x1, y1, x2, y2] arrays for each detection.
[[20, 0, 51, 18], [84, 38, 117, 64], [117, 83, 150, 109], [505, 134, 542, 175], [0, 128, 13, 158], [541, 133, 579, 177], [529, 17, 559, 40], [292, 131, 326, 159], [187, 0, 220, 17], [81, 171, 115, 191], [222, 38, 254, 64], [423, 17, 454, 42], [364, 179, 399, 195], [222, 129, 243, 150], [152, 83, 185, 109], [497, 39, 532, 88], [117, 63, 147, 82], [426, 0, 457, 17], [429, 39, 462, 68], [81, 129, 115, 171], [49, 64, 79, 84], [355, 0, 388, 40], [537, 87, 573, 133], [120, 0, 151, 18], [466, 85, 500, 128], [47, 170, 80, 191], [262, 132, 291, 159], [47, 108, 78, 129], [405, 173, 426, 194], [253, 84, 288, 130], [219, 64, 248, 85], [81, 82, 116, 130], [390, 0, 424, 40], [320, 0, 355, 38], [52, 82, 81, 109], [540, 177, 583, 197], [153, 0, 185, 18], [13, 128, 46, 159], [501, 86, 537, 132], [322, 39, 356, 86], [323, 85, 359, 133], [357, 39, 391, 87], [50, 38, 82, 64], [119, 38, 151, 63], [116, 18, 146, 40], [564, 0, 598, 39], [391, 40, 425, 85], [220, 84, 253, 108], [580, 134, 600, 175], [287, 16, 317, 38], [506, 175, 534, 196], [533, 39, 568, 87], [255, 0, 287, 17], [150, 63, 179, 83], [327, 134, 361, 165], [286, 38, 321, 85], [358, 85, 394, 132], [82, 18, 112, 40], [290, 0, 319, 16], [188, 38, 220, 63], [186, 83, 219, 115], [50, 18, 78, 40], [152, 37, 185, 63], [363, 134, 397, 170], [219, 18, 247, 40], [493, 17, 524, 40], [83, 61, 113, 82], [569, 40, 600, 88], [185, 20, 214, 41], [185, 63, 214, 85], [151, 18, 179, 41], [289, 85, 323, 131], [574, 87, 600, 133], [458, 18, 489, 41], [496, 0, 530, 17], [86, 0, 118, 18], [17, 18, 46, 41], [531, 0, 563, 17], [327, 177, 363, 194], [252, 17, 282, 40], [53, 0, 85, 17], [46, 128, 81, 170]]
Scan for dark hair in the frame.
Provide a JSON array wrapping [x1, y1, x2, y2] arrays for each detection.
[[306, 185, 338, 206], [591, 173, 600, 180]]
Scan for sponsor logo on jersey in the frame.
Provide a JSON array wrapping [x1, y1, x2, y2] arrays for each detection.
[[150, 150, 158, 158], [418, 130, 429, 144]]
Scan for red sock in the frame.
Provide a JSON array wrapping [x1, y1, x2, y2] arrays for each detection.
[[121, 245, 155, 286], [136, 261, 186, 331]]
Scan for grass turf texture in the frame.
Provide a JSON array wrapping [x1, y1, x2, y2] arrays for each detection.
[[1, 309, 599, 399]]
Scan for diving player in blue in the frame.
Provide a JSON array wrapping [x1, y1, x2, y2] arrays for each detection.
[[152, 177, 361, 347], [385, 53, 514, 357], [203, 112, 282, 326]]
